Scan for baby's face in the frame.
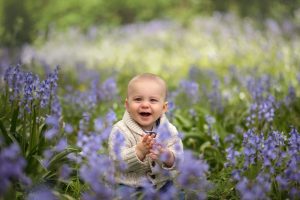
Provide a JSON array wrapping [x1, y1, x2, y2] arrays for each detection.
[[125, 79, 167, 131]]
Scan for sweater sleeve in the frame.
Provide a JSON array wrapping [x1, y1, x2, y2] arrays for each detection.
[[108, 126, 149, 173]]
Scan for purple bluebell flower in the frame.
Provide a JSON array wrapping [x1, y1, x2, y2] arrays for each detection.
[[224, 134, 235, 143], [106, 110, 117, 125], [236, 173, 271, 200], [176, 151, 211, 195], [178, 80, 200, 104], [276, 175, 289, 190], [164, 96, 176, 119], [94, 117, 104, 132], [42, 149, 54, 168], [207, 78, 224, 113], [112, 131, 125, 157], [98, 77, 118, 101], [44, 115, 60, 139], [51, 97, 62, 117], [115, 184, 136, 200], [245, 75, 271, 101], [55, 139, 68, 152], [37, 79, 51, 108], [79, 112, 91, 132], [212, 134, 220, 147], [59, 164, 71, 181], [64, 123, 73, 134], [158, 185, 177, 200], [27, 185, 57, 200], [284, 85, 296, 106], [281, 129, 300, 196], [77, 132, 103, 158], [242, 129, 263, 168], [205, 114, 215, 136], [80, 155, 115, 200], [205, 115, 216, 125], [44, 128, 59, 140], [156, 123, 172, 146], [47, 65, 59, 93], [180, 80, 199, 103], [288, 128, 300, 155], [22, 72, 39, 112], [159, 151, 170, 163], [61, 76, 117, 113], [246, 95, 277, 127], [111, 130, 127, 170], [225, 145, 240, 168], [231, 169, 242, 181], [0, 143, 31, 195], [290, 187, 300, 199], [261, 131, 285, 169], [189, 108, 196, 117], [36, 66, 59, 108], [4, 64, 25, 102], [140, 178, 159, 200]]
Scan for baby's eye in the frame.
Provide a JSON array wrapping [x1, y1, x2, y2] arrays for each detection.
[[134, 98, 142, 101], [150, 99, 158, 102]]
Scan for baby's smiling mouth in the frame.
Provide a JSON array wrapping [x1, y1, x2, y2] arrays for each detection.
[[140, 112, 151, 117]]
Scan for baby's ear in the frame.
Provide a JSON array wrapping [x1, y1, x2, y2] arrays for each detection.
[[163, 101, 168, 112], [125, 98, 129, 110]]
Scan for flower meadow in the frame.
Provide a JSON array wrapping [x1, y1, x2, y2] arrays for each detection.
[[1, 14, 300, 200]]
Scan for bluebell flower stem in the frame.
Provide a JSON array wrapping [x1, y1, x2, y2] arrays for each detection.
[[29, 105, 37, 153], [22, 108, 27, 153], [10, 101, 19, 138]]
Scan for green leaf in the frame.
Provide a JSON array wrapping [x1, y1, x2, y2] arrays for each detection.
[[32, 155, 47, 171], [9, 105, 19, 133], [46, 147, 80, 172], [0, 119, 10, 143], [200, 141, 212, 152], [174, 113, 192, 129], [29, 106, 38, 152], [41, 147, 80, 181], [183, 131, 203, 139], [53, 192, 77, 200], [37, 123, 48, 154]]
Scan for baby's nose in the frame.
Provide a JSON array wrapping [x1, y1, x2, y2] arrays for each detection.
[[141, 101, 150, 107]]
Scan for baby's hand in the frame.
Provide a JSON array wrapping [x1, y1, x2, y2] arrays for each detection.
[[136, 134, 156, 161], [149, 144, 174, 168]]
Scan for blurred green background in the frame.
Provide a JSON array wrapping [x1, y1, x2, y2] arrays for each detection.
[[1, 0, 299, 47]]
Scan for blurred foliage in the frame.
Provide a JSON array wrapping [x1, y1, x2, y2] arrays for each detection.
[[1, 0, 300, 47]]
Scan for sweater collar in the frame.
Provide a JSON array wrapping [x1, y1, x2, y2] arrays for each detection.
[[123, 111, 167, 136]]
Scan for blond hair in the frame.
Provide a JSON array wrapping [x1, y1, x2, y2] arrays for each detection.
[[127, 73, 168, 100]]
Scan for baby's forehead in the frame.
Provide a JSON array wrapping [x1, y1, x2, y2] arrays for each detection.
[[131, 77, 163, 86], [128, 77, 167, 97], [131, 77, 165, 88]]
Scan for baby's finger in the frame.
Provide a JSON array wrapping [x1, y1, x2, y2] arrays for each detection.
[[149, 153, 158, 160], [150, 148, 159, 155], [142, 134, 149, 143], [149, 140, 155, 147]]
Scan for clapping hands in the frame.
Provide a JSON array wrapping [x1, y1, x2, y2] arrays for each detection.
[[136, 133, 174, 167]]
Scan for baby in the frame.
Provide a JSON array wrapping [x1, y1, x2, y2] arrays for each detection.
[[108, 73, 183, 191]]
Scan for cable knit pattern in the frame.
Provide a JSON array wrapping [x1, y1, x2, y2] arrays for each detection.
[[108, 111, 183, 189]]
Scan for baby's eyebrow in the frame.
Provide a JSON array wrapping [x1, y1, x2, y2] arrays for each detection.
[[131, 95, 142, 98], [149, 95, 161, 99]]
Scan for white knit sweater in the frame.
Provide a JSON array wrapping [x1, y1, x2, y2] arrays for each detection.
[[108, 111, 183, 189]]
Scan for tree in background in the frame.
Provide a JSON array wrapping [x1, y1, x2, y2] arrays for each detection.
[[0, 0, 300, 47], [0, 0, 35, 47]]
